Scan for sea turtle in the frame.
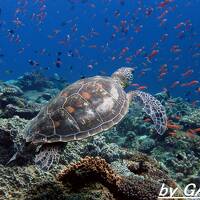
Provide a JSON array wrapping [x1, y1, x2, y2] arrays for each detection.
[[8, 67, 167, 169]]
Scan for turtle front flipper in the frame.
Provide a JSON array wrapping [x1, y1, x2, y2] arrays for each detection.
[[127, 90, 167, 135], [6, 141, 36, 166], [6, 152, 19, 166]]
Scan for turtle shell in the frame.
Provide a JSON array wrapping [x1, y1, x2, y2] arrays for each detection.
[[25, 76, 129, 144]]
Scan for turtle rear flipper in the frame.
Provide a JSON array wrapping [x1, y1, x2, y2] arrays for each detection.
[[35, 143, 61, 170], [127, 90, 167, 135]]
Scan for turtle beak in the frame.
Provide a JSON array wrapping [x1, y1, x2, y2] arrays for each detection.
[[127, 67, 135, 75]]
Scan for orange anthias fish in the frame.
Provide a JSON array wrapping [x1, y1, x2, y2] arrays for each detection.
[[168, 131, 177, 137], [167, 121, 182, 130], [174, 22, 185, 29], [181, 80, 199, 87], [158, 0, 173, 8], [186, 131, 196, 139], [170, 81, 180, 88], [186, 128, 200, 139], [181, 69, 194, 77], [147, 49, 159, 60], [196, 87, 200, 93], [187, 128, 200, 134], [143, 118, 152, 123], [137, 86, 148, 90], [158, 64, 168, 80], [131, 83, 140, 87]]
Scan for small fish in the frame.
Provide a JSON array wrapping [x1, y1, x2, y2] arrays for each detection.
[[181, 69, 193, 77], [80, 75, 86, 79], [186, 131, 196, 139], [87, 64, 93, 69], [158, 0, 172, 8], [57, 52, 62, 56], [137, 86, 148, 90], [4, 69, 13, 75], [174, 22, 185, 29], [131, 83, 140, 87], [147, 49, 159, 60], [170, 81, 180, 88], [168, 131, 177, 137], [167, 122, 182, 130], [55, 58, 62, 68], [181, 80, 199, 87], [143, 118, 152, 122], [196, 87, 200, 93], [28, 59, 39, 66]]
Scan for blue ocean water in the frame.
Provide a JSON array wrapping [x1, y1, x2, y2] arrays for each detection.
[[0, 0, 199, 102]]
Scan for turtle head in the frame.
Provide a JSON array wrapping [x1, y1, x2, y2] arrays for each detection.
[[112, 67, 134, 88]]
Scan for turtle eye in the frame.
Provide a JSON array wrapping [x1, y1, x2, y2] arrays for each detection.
[[127, 72, 133, 81]]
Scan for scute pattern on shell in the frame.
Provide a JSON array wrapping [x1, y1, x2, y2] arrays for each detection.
[[25, 76, 128, 143]]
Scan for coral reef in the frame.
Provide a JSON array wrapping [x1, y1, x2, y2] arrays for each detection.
[[82, 135, 133, 162], [14, 72, 53, 91], [99, 95, 200, 189], [57, 156, 185, 200], [180, 109, 200, 128], [0, 72, 200, 199], [0, 116, 28, 165], [0, 165, 52, 200], [6, 72, 68, 105], [0, 153, 184, 200], [0, 82, 40, 119], [138, 136, 156, 153]]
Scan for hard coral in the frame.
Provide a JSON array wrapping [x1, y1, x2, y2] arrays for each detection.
[[57, 156, 185, 200], [16, 72, 53, 91], [127, 152, 177, 189], [57, 156, 122, 189], [82, 135, 132, 162], [180, 109, 200, 128], [0, 116, 28, 165]]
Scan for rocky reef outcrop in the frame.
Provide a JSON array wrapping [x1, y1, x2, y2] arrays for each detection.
[[57, 156, 185, 200], [0, 153, 185, 200], [0, 82, 40, 119]]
